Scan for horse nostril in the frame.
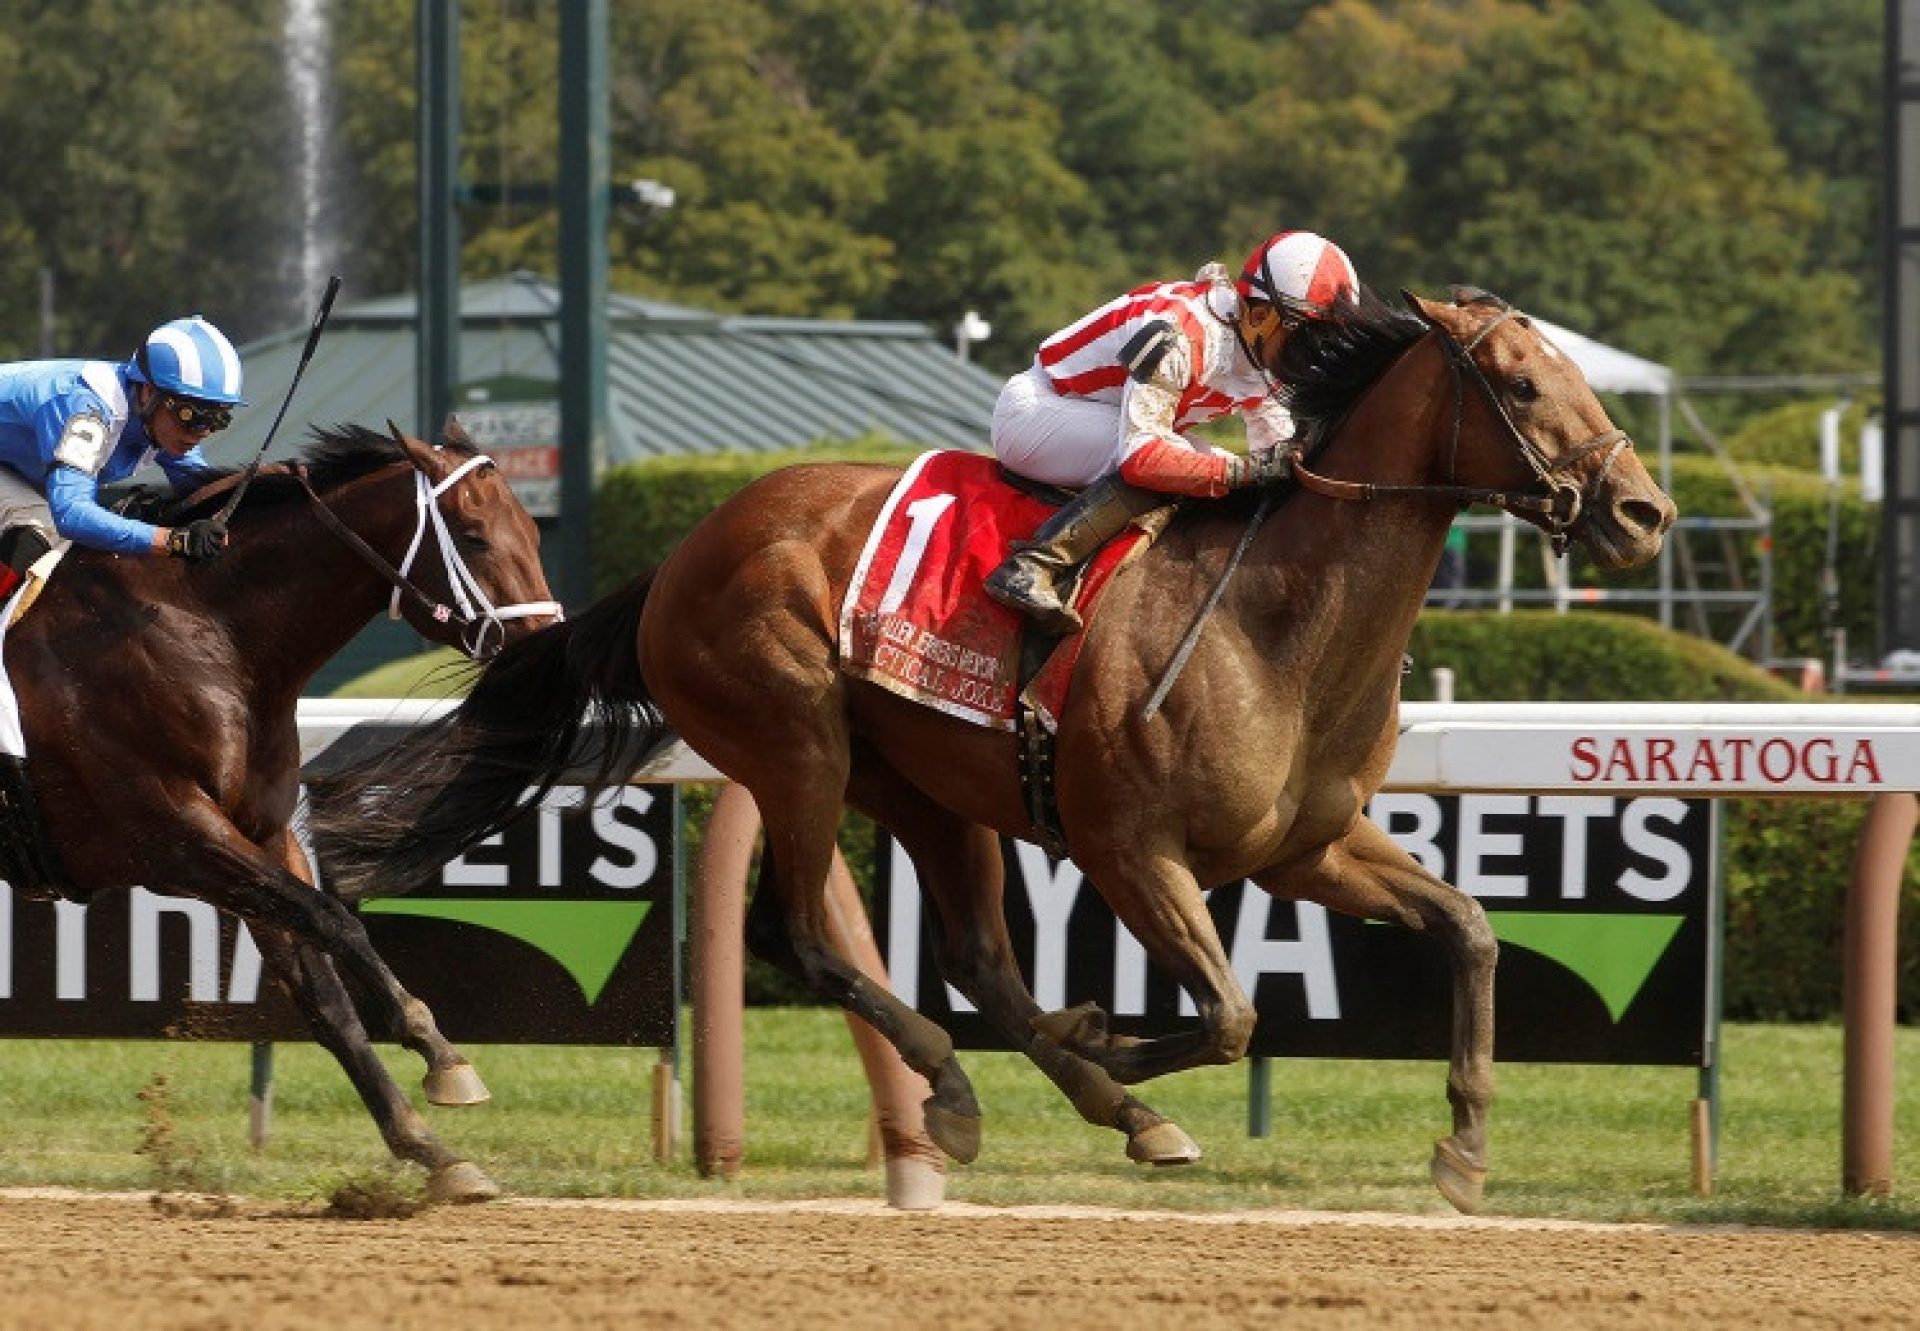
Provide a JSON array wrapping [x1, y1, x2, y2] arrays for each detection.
[[1623, 496, 1674, 535]]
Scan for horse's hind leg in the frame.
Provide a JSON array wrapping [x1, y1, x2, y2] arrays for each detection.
[[249, 924, 498, 1202], [845, 764, 1198, 1166], [1253, 817, 1496, 1214], [745, 785, 986, 1164]]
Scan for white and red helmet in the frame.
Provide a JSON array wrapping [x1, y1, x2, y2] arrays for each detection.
[[1237, 231, 1358, 314]]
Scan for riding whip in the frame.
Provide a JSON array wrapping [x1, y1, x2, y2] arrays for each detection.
[[214, 273, 343, 526], [1140, 491, 1274, 723]]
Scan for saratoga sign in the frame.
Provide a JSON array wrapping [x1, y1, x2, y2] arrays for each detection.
[[1394, 723, 1920, 794], [1567, 733, 1883, 787]]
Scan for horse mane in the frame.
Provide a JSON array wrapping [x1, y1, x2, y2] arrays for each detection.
[[1266, 286, 1430, 453], [155, 424, 478, 524]]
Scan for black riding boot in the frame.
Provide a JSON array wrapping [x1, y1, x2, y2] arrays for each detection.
[[984, 474, 1165, 636], [0, 753, 72, 900]]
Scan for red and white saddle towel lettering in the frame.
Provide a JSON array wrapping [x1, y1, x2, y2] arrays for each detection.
[[839, 451, 1142, 731]]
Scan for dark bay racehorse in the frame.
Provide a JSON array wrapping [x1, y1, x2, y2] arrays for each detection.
[[0, 422, 558, 1201], [309, 290, 1674, 1212]]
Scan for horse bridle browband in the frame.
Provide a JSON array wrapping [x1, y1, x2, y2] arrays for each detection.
[[1290, 301, 1634, 555], [295, 454, 564, 657]]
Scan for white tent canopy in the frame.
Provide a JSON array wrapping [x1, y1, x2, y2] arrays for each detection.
[[1444, 314, 1732, 650], [1532, 316, 1674, 397]]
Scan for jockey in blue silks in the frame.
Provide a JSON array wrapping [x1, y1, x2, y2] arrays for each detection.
[[0, 314, 246, 611]]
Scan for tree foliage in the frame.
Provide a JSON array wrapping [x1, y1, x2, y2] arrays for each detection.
[[0, 1, 294, 359], [0, 0, 1884, 381], [1399, 0, 1863, 374]]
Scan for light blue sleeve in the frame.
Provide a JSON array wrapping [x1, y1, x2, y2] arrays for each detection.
[[45, 465, 161, 556]]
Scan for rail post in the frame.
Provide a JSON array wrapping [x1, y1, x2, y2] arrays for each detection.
[[1842, 790, 1911, 1196]]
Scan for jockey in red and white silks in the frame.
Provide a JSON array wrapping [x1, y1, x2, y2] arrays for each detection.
[[982, 231, 1360, 636], [990, 231, 1360, 497]]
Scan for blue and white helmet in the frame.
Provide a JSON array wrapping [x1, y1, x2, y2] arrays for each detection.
[[127, 315, 247, 405]]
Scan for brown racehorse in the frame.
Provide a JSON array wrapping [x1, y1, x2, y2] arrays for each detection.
[[0, 422, 558, 1201], [309, 289, 1675, 1212]]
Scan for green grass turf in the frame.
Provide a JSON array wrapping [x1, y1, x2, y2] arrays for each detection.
[[0, 1011, 1913, 1228]]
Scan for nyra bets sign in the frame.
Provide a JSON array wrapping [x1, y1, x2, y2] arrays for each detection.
[[0, 786, 678, 1047], [877, 795, 1717, 1066]]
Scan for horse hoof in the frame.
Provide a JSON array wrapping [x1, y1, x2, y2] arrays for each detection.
[[1126, 1121, 1202, 1166], [884, 1157, 947, 1211], [922, 1102, 982, 1165], [1430, 1137, 1488, 1214], [427, 1161, 502, 1204], [423, 1061, 491, 1107]]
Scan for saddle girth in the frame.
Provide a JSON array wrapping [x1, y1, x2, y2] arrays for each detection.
[[1016, 702, 1068, 861]]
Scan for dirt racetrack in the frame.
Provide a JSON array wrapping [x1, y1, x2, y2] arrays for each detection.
[[0, 1191, 1913, 1330]]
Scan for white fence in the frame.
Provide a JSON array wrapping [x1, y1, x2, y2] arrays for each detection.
[[300, 698, 1920, 796]]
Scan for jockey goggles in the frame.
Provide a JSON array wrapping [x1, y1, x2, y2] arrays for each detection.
[[160, 395, 234, 434]]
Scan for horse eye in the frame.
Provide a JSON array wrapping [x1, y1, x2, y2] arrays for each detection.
[[456, 533, 491, 557], [1510, 376, 1539, 404]]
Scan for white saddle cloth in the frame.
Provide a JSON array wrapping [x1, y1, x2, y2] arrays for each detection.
[[0, 547, 68, 760], [0, 581, 27, 759]]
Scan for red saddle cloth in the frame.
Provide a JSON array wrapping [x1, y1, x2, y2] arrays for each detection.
[[839, 450, 1143, 731]]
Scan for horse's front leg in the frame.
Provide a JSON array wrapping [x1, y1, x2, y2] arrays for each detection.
[[247, 922, 498, 1201], [270, 831, 489, 1107], [1251, 816, 1497, 1214], [1056, 849, 1259, 1085], [155, 802, 495, 1185]]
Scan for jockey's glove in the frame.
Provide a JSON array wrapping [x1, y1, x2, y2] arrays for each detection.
[[1224, 446, 1295, 490], [167, 519, 229, 564]]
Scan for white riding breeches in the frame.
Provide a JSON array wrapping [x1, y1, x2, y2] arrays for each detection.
[[990, 365, 1130, 489], [0, 465, 56, 545]]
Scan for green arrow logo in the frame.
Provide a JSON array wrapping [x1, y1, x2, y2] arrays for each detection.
[[360, 899, 653, 1005], [1488, 912, 1685, 1021], [1365, 911, 1683, 1020]]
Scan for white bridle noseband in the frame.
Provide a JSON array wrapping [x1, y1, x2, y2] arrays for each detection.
[[389, 454, 565, 658]]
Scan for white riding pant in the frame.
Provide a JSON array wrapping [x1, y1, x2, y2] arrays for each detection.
[[0, 466, 57, 546], [989, 366, 1132, 489], [990, 364, 1234, 492]]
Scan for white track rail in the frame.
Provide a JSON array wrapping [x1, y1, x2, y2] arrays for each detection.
[[300, 698, 1920, 797]]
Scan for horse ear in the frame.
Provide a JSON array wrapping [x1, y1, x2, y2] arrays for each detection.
[[385, 419, 436, 470], [1448, 285, 1509, 311], [1402, 289, 1442, 324], [441, 414, 473, 448]]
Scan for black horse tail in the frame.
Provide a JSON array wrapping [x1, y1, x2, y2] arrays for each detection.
[[308, 573, 670, 901]]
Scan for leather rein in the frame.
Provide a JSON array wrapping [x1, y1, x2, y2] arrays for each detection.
[[293, 453, 563, 658], [1289, 304, 1633, 556]]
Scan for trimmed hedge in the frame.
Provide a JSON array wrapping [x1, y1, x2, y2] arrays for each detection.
[[597, 446, 1886, 665], [1516, 453, 1881, 663], [1403, 610, 1802, 703], [1665, 455, 1879, 663], [591, 439, 924, 595]]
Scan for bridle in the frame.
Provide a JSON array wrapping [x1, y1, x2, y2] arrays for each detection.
[[295, 453, 564, 658], [1290, 299, 1634, 556]]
